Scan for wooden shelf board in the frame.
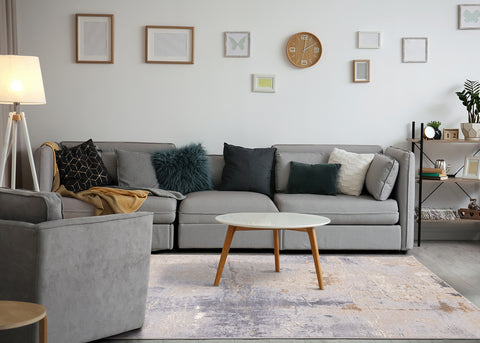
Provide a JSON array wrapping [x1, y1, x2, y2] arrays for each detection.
[[408, 138, 480, 143], [419, 219, 480, 223], [416, 177, 480, 183]]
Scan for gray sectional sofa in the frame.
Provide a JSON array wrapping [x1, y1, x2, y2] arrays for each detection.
[[36, 142, 415, 252]]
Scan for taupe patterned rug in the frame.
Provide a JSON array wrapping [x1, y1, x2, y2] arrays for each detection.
[[112, 254, 480, 339]]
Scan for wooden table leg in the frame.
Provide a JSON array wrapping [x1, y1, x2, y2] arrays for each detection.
[[273, 230, 280, 272], [307, 227, 324, 289], [39, 315, 48, 343], [214, 226, 236, 286]]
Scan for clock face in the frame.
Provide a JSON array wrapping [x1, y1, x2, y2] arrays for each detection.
[[286, 32, 322, 68]]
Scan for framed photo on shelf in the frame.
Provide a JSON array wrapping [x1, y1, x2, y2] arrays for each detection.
[[252, 74, 276, 93], [76, 14, 114, 63], [402, 37, 428, 63], [357, 31, 381, 49], [353, 60, 370, 83], [443, 128, 459, 140], [458, 4, 480, 29], [463, 156, 480, 179], [224, 32, 250, 57], [145, 26, 194, 64]]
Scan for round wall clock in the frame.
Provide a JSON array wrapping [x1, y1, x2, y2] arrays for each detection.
[[286, 32, 322, 68]]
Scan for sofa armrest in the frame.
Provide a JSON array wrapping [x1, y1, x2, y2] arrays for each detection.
[[35, 144, 56, 192], [384, 146, 415, 250], [0, 212, 153, 343]]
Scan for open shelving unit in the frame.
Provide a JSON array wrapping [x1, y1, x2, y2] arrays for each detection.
[[409, 121, 480, 246]]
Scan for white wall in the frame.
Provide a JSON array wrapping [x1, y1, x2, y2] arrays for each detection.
[[14, 0, 480, 154]]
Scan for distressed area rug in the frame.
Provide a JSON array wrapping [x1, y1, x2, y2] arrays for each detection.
[[112, 254, 480, 339]]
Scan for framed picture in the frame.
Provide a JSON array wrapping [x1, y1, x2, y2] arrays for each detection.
[[76, 14, 114, 63], [145, 26, 194, 64], [357, 32, 381, 49], [402, 38, 428, 63], [252, 74, 276, 93], [224, 32, 250, 57], [463, 156, 480, 179], [353, 60, 370, 83], [444, 128, 459, 140], [459, 4, 480, 29]]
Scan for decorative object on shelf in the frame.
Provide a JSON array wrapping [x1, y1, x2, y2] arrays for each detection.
[[402, 37, 428, 63], [458, 4, 480, 30], [458, 208, 480, 219], [0, 55, 46, 191], [468, 198, 480, 210], [427, 121, 442, 139], [357, 31, 381, 49], [224, 32, 250, 57], [415, 207, 459, 221], [419, 167, 447, 180], [434, 159, 447, 171], [76, 14, 114, 63], [423, 126, 435, 139], [456, 79, 480, 140], [353, 60, 370, 83], [463, 156, 480, 179], [252, 74, 276, 93], [286, 32, 322, 68], [443, 128, 459, 140], [145, 26, 194, 64]]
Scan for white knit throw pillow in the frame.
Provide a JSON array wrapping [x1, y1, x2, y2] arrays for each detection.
[[328, 148, 374, 196]]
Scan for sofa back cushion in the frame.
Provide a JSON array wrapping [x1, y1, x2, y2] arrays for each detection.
[[0, 188, 63, 223], [273, 144, 383, 193]]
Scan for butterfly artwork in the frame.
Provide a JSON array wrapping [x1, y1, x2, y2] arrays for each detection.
[[224, 32, 250, 57], [459, 5, 480, 29]]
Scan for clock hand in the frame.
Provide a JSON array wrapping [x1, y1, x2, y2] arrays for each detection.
[[303, 43, 316, 52]]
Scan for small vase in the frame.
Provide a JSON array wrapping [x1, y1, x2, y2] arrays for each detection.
[[434, 128, 442, 140], [461, 123, 480, 141]]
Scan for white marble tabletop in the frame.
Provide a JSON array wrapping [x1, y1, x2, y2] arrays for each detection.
[[215, 212, 330, 229]]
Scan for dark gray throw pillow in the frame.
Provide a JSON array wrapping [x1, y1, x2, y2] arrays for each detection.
[[220, 143, 276, 197], [116, 150, 159, 188], [365, 154, 399, 201], [151, 143, 212, 194], [286, 162, 341, 195]]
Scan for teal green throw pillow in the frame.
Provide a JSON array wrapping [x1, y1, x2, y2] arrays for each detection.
[[286, 162, 341, 195], [151, 143, 212, 194]]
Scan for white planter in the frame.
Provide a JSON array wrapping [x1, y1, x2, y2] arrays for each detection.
[[461, 123, 480, 141]]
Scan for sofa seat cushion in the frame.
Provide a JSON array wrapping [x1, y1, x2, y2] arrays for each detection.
[[179, 190, 278, 224], [274, 193, 398, 225], [61, 195, 176, 223]]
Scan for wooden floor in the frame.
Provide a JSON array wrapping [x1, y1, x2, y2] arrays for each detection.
[[98, 241, 480, 343]]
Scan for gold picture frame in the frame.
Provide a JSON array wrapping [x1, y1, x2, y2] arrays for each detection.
[[76, 14, 114, 63], [353, 60, 370, 83], [145, 26, 194, 64], [443, 128, 459, 140]]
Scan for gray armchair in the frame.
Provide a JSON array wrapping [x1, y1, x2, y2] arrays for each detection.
[[0, 188, 153, 343]]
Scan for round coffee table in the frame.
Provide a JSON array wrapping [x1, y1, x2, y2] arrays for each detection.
[[0, 301, 48, 342], [214, 212, 331, 289]]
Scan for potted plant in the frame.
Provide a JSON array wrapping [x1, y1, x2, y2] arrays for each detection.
[[456, 79, 480, 140], [427, 120, 442, 140]]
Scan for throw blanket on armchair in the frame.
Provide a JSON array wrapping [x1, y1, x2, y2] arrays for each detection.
[[42, 142, 150, 215]]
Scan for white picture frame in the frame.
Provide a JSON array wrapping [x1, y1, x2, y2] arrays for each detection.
[[459, 4, 480, 29], [463, 156, 480, 179], [353, 60, 370, 83], [252, 74, 276, 93], [402, 37, 428, 63], [76, 14, 114, 63], [145, 26, 194, 64], [357, 31, 381, 49], [224, 32, 250, 57]]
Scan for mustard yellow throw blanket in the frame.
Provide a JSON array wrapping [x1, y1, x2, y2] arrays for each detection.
[[42, 142, 149, 216]]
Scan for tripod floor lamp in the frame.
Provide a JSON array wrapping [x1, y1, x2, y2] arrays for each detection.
[[0, 55, 46, 191]]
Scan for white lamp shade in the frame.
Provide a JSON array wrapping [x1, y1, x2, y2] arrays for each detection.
[[0, 55, 46, 105]]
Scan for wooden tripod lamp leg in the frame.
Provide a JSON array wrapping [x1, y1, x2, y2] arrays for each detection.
[[0, 113, 14, 188]]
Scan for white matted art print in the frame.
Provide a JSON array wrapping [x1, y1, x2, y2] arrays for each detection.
[[357, 32, 381, 49], [402, 38, 428, 63], [76, 14, 114, 63], [224, 32, 250, 57], [459, 4, 480, 29], [145, 26, 194, 64], [252, 74, 276, 93]]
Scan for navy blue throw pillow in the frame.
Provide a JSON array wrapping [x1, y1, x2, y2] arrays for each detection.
[[151, 143, 212, 194], [286, 161, 341, 195], [220, 143, 276, 197]]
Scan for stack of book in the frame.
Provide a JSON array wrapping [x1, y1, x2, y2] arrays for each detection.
[[419, 167, 447, 180]]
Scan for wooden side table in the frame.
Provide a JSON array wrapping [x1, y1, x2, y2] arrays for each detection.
[[0, 301, 48, 342]]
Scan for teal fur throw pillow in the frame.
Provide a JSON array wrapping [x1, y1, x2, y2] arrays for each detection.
[[286, 161, 341, 195], [151, 143, 212, 194]]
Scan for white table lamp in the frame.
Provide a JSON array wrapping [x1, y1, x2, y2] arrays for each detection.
[[0, 55, 46, 191]]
